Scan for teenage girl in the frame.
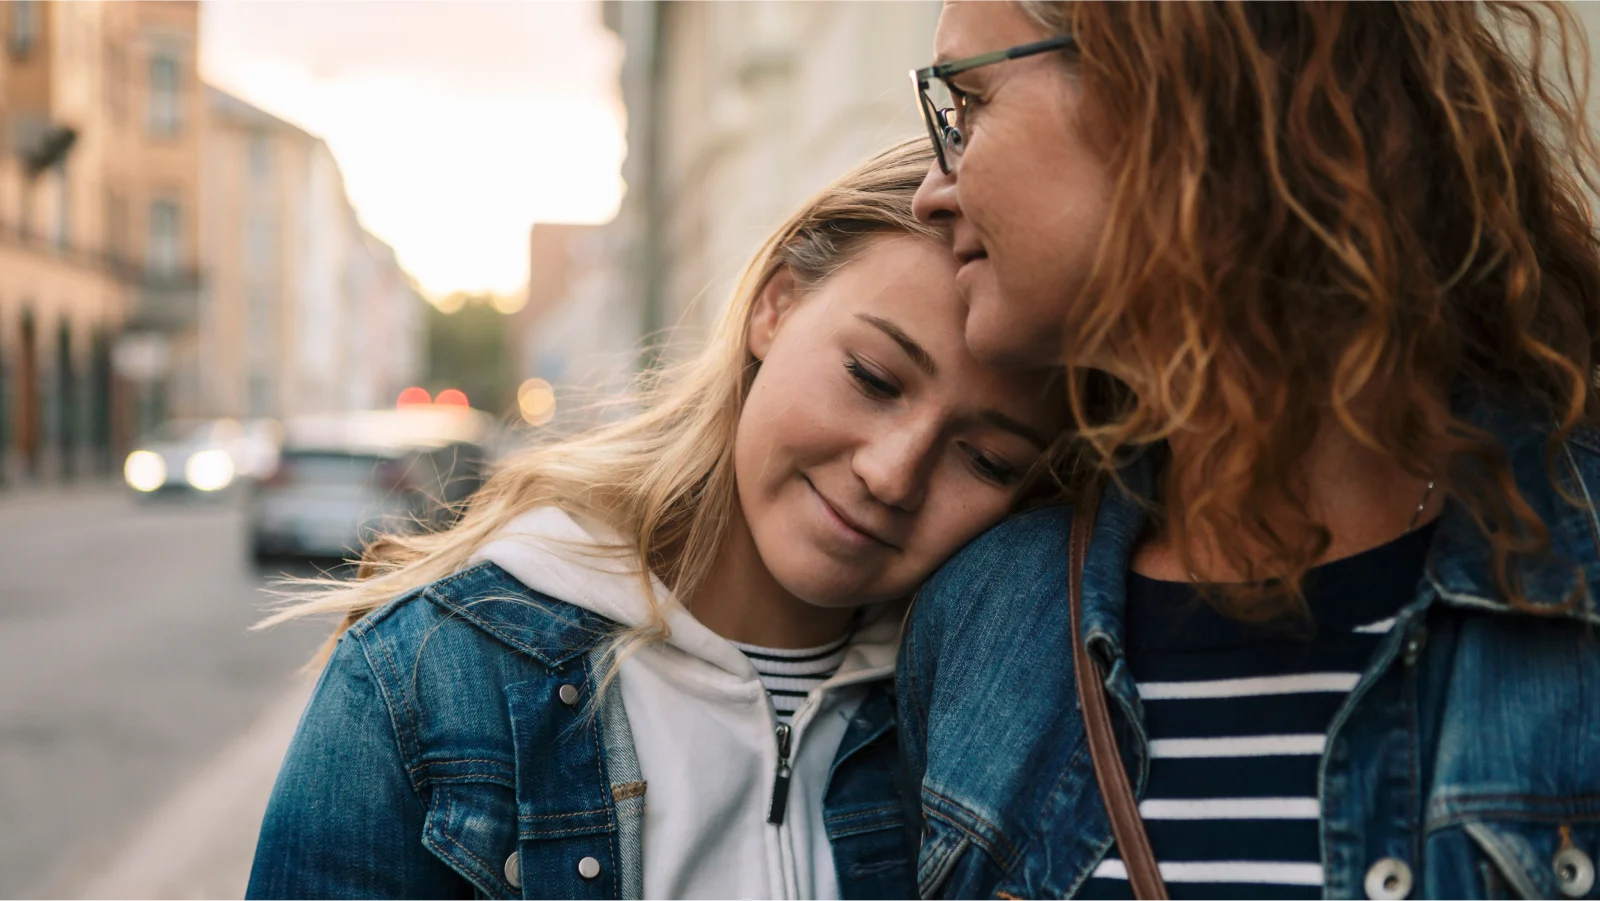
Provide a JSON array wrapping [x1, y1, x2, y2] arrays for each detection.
[[245, 139, 1067, 900]]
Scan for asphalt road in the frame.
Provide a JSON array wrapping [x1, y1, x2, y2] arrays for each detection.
[[0, 484, 328, 898]]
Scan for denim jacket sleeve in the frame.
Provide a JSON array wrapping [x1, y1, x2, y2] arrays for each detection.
[[246, 632, 470, 900]]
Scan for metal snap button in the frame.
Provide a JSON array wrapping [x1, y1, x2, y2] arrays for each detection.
[[1402, 627, 1428, 667], [504, 851, 522, 889], [558, 683, 580, 706], [577, 855, 602, 880], [1364, 857, 1414, 899], [1555, 846, 1595, 898]]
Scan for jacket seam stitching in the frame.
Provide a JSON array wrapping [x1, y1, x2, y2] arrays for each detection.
[[430, 791, 508, 897], [427, 774, 515, 784], [517, 824, 616, 839], [519, 807, 611, 821], [354, 629, 428, 799], [1427, 807, 1600, 831], [922, 787, 1020, 866], [826, 803, 904, 824]]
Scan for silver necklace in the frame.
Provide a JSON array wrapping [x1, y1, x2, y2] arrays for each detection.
[[1187, 479, 1437, 582], [1406, 480, 1437, 533]]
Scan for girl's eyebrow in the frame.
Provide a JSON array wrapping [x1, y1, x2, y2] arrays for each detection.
[[856, 313, 937, 376], [854, 312, 1049, 449]]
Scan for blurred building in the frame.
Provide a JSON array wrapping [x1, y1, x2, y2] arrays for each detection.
[[511, 0, 936, 426], [512, 1, 938, 423], [0, 0, 203, 483], [512, 223, 617, 393], [603, 1, 939, 359], [201, 85, 426, 424]]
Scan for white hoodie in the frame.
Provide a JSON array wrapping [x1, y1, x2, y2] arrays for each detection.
[[470, 507, 901, 900]]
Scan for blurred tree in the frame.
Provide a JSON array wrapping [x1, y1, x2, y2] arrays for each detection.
[[425, 293, 516, 417]]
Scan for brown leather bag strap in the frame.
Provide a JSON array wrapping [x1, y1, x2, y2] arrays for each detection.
[[1068, 480, 1169, 900]]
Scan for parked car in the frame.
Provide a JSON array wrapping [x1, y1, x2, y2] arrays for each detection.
[[247, 407, 495, 563], [124, 418, 253, 498]]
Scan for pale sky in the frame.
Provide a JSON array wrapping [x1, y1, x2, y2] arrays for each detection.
[[200, 1, 625, 300]]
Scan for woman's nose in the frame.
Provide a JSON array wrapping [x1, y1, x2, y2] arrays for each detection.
[[853, 427, 936, 512], [913, 158, 960, 225]]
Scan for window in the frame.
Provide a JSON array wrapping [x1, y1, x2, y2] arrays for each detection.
[[10, 1, 37, 58], [249, 134, 273, 183], [53, 164, 69, 249], [148, 199, 180, 274], [148, 52, 181, 136], [105, 190, 127, 265]]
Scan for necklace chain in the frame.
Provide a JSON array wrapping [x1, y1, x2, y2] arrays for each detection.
[[1406, 480, 1437, 533], [1185, 479, 1437, 582]]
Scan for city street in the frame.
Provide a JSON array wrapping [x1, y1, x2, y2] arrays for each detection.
[[0, 485, 327, 898]]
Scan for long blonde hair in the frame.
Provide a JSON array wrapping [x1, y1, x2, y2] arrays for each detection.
[[265, 138, 945, 665]]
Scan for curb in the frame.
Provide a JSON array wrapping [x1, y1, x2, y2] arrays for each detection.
[[65, 676, 315, 900]]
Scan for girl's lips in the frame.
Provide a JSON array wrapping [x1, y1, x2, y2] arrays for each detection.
[[807, 479, 895, 550]]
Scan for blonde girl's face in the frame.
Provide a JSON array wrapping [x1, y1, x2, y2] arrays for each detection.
[[738, 233, 1064, 607]]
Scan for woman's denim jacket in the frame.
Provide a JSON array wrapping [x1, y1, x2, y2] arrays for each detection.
[[899, 405, 1600, 899], [247, 563, 917, 899]]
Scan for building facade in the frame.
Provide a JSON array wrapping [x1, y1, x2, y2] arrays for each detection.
[[201, 85, 426, 424], [0, 0, 204, 484], [514, 2, 938, 424], [603, 1, 939, 359]]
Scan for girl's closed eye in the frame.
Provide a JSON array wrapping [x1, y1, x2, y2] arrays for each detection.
[[963, 444, 1020, 487], [845, 357, 900, 399]]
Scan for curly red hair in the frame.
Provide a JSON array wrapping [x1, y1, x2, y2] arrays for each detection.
[[1024, 1, 1600, 618]]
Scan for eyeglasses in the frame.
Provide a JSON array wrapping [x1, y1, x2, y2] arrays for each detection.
[[911, 35, 1077, 174]]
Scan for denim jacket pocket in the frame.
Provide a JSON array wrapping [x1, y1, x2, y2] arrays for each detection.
[[917, 817, 973, 899], [1464, 818, 1600, 900], [423, 781, 522, 900]]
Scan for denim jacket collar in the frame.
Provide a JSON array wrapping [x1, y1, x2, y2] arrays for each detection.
[[424, 570, 613, 670], [1079, 402, 1600, 664], [1424, 402, 1600, 626]]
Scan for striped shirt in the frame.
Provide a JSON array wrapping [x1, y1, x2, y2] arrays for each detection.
[[731, 633, 850, 721], [1080, 521, 1435, 900]]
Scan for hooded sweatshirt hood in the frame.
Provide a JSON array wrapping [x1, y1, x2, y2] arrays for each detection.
[[469, 505, 901, 687], [468, 506, 901, 900]]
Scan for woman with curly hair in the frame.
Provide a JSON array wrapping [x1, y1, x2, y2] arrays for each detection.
[[902, 2, 1600, 898]]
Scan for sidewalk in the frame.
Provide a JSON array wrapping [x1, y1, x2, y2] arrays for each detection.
[[62, 676, 314, 900]]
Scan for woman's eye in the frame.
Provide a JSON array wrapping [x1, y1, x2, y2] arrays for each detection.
[[966, 447, 1019, 487], [846, 358, 900, 400], [951, 85, 982, 121]]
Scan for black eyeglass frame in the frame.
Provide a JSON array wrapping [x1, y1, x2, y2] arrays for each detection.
[[911, 35, 1077, 174]]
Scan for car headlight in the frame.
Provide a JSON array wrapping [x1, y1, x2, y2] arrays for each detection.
[[185, 449, 236, 492], [124, 450, 168, 492]]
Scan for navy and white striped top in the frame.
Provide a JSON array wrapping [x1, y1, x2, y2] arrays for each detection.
[[1080, 521, 1435, 899], [731, 633, 850, 721]]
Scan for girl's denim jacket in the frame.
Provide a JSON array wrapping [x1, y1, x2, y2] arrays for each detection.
[[246, 564, 916, 899], [899, 403, 1600, 899]]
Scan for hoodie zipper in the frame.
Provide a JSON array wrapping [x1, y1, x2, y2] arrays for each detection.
[[766, 721, 793, 825]]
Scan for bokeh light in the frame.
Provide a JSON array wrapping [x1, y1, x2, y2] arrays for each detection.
[[435, 388, 470, 407], [123, 451, 167, 493], [518, 378, 556, 425]]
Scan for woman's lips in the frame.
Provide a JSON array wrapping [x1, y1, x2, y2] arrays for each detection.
[[807, 479, 895, 550]]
